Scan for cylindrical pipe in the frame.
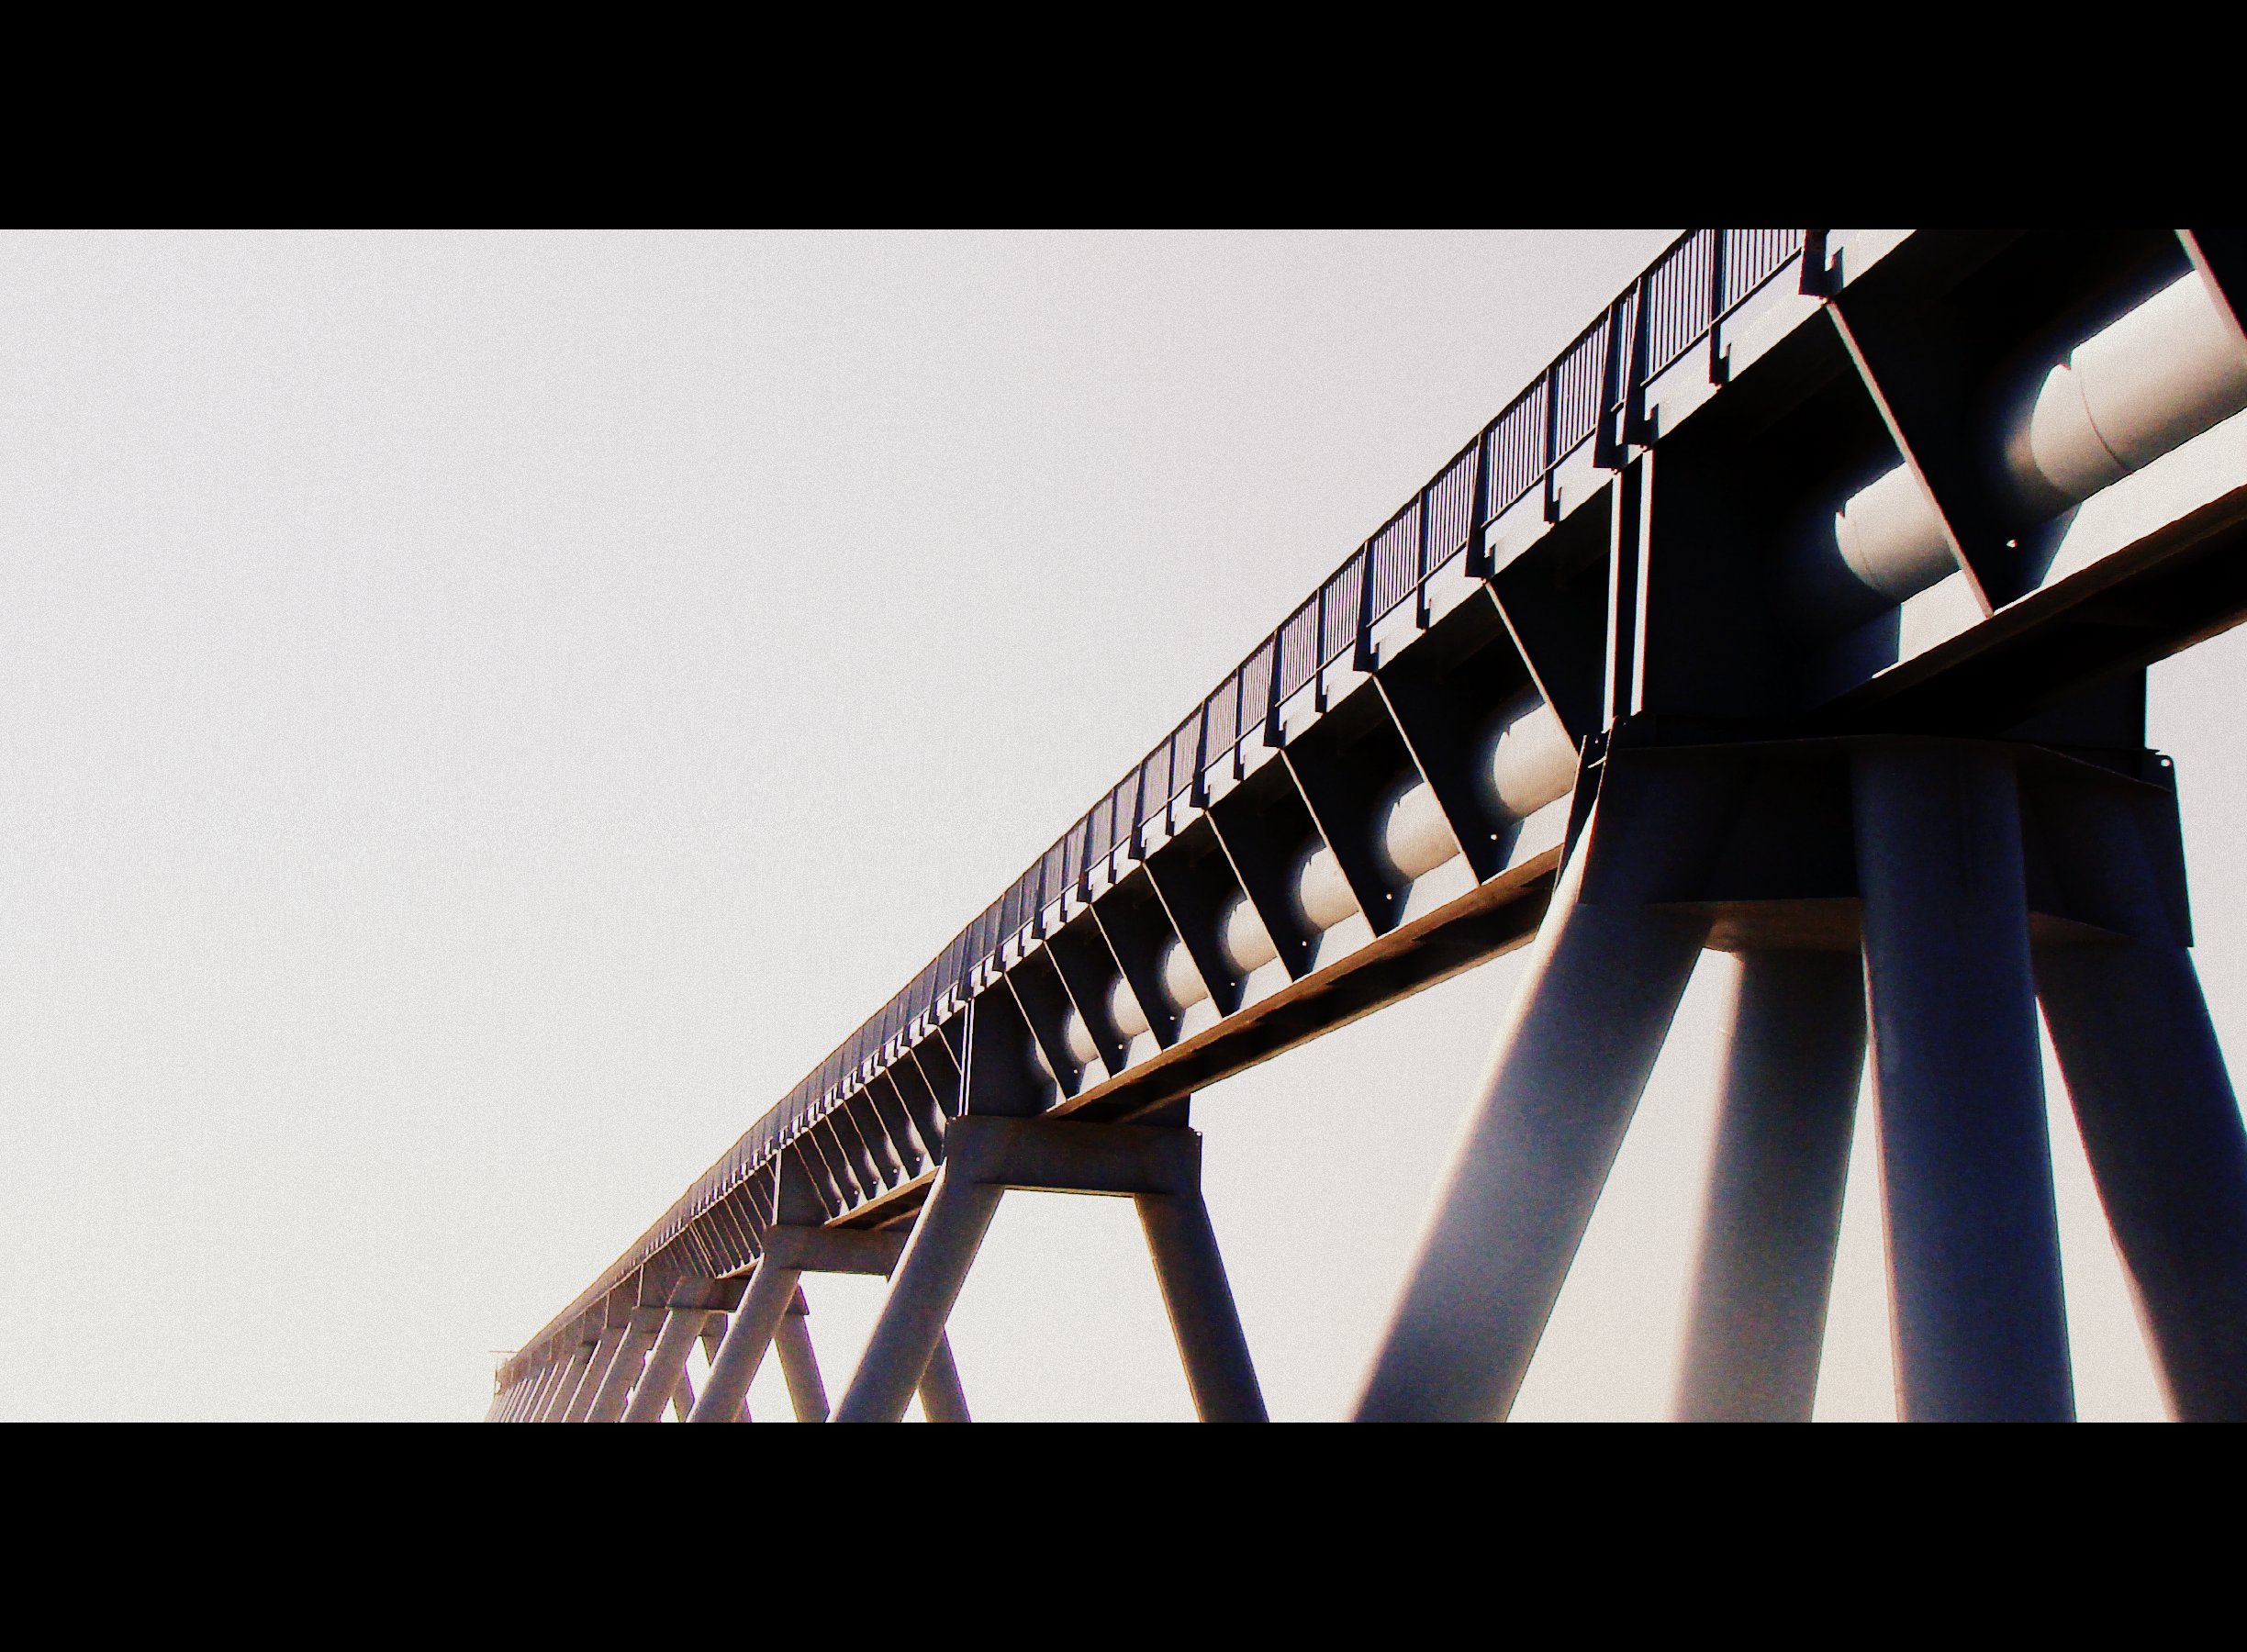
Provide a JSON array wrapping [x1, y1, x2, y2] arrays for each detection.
[[1790, 271, 2247, 633], [1217, 889, 1279, 976], [2000, 270, 2247, 518], [1785, 463, 1957, 633], [1854, 744, 2074, 1422], [1287, 840, 1358, 933], [1674, 951, 1866, 1422], [1108, 974, 1151, 1040], [1132, 689, 1575, 1024], [1057, 1004, 1101, 1068], [1157, 934, 1210, 1014], [1375, 777, 1460, 881], [1476, 690, 1580, 824]]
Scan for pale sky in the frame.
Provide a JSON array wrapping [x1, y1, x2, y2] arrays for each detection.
[[2, 229, 2233, 1420]]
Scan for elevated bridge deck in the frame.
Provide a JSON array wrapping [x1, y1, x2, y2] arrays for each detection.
[[495, 229, 2247, 1423]]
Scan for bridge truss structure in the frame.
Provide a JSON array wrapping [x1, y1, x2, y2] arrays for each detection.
[[491, 229, 2247, 1423]]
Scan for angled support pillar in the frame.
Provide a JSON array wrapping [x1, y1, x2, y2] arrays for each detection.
[[687, 1220, 905, 1422], [622, 1278, 739, 1423], [529, 1353, 575, 1423], [558, 1323, 626, 1423], [918, 1331, 971, 1423], [689, 1263, 799, 1423], [622, 1312, 707, 1422], [835, 1110, 1264, 1423], [585, 1307, 666, 1423], [507, 1371, 546, 1422], [833, 1166, 1002, 1423], [523, 1358, 568, 1423], [531, 1351, 576, 1423], [1136, 1189, 1263, 1422], [1675, 950, 1865, 1421], [541, 1348, 587, 1422], [775, 1293, 831, 1422], [1856, 742, 2073, 1421], [1355, 783, 1711, 1422], [2031, 775, 2247, 1420], [680, 1317, 731, 1420]]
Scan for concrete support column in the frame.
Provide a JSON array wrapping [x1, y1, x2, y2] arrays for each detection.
[[523, 1359, 566, 1423], [2032, 785, 2247, 1420], [585, 1310, 665, 1423], [775, 1296, 830, 1422], [622, 1304, 712, 1423], [918, 1332, 971, 1423], [536, 1353, 582, 1422], [1355, 806, 1708, 1422], [1136, 1190, 1266, 1421], [1856, 743, 2073, 1421], [681, 1317, 731, 1420], [834, 1167, 1004, 1422], [557, 1328, 620, 1423], [837, 1111, 1253, 1422], [688, 1263, 800, 1423], [528, 1357, 568, 1423], [1675, 950, 1865, 1421]]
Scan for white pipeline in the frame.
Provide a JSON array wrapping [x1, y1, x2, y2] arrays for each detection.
[[1789, 271, 2247, 633], [1138, 688, 1576, 1022]]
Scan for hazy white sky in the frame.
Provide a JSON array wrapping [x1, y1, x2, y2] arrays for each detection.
[[2, 229, 2235, 1421]]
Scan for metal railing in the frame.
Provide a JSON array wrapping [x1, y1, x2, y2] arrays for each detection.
[[539, 228, 1822, 1332]]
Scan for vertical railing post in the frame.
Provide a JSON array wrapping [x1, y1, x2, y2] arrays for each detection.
[[1594, 298, 1628, 469], [1465, 427, 1492, 579], [1623, 274, 1653, 447], [1540, 366, 1561, 523], [1414, 487, 1432, 628], [1189, 698, 1211, 809], [1355, 541, 1379, 671], [1707, 229, 1730, 385], [1232, 663, 1248, 779], [1801, 228, 1830, 296], [1262, 635, 1285, 751]]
